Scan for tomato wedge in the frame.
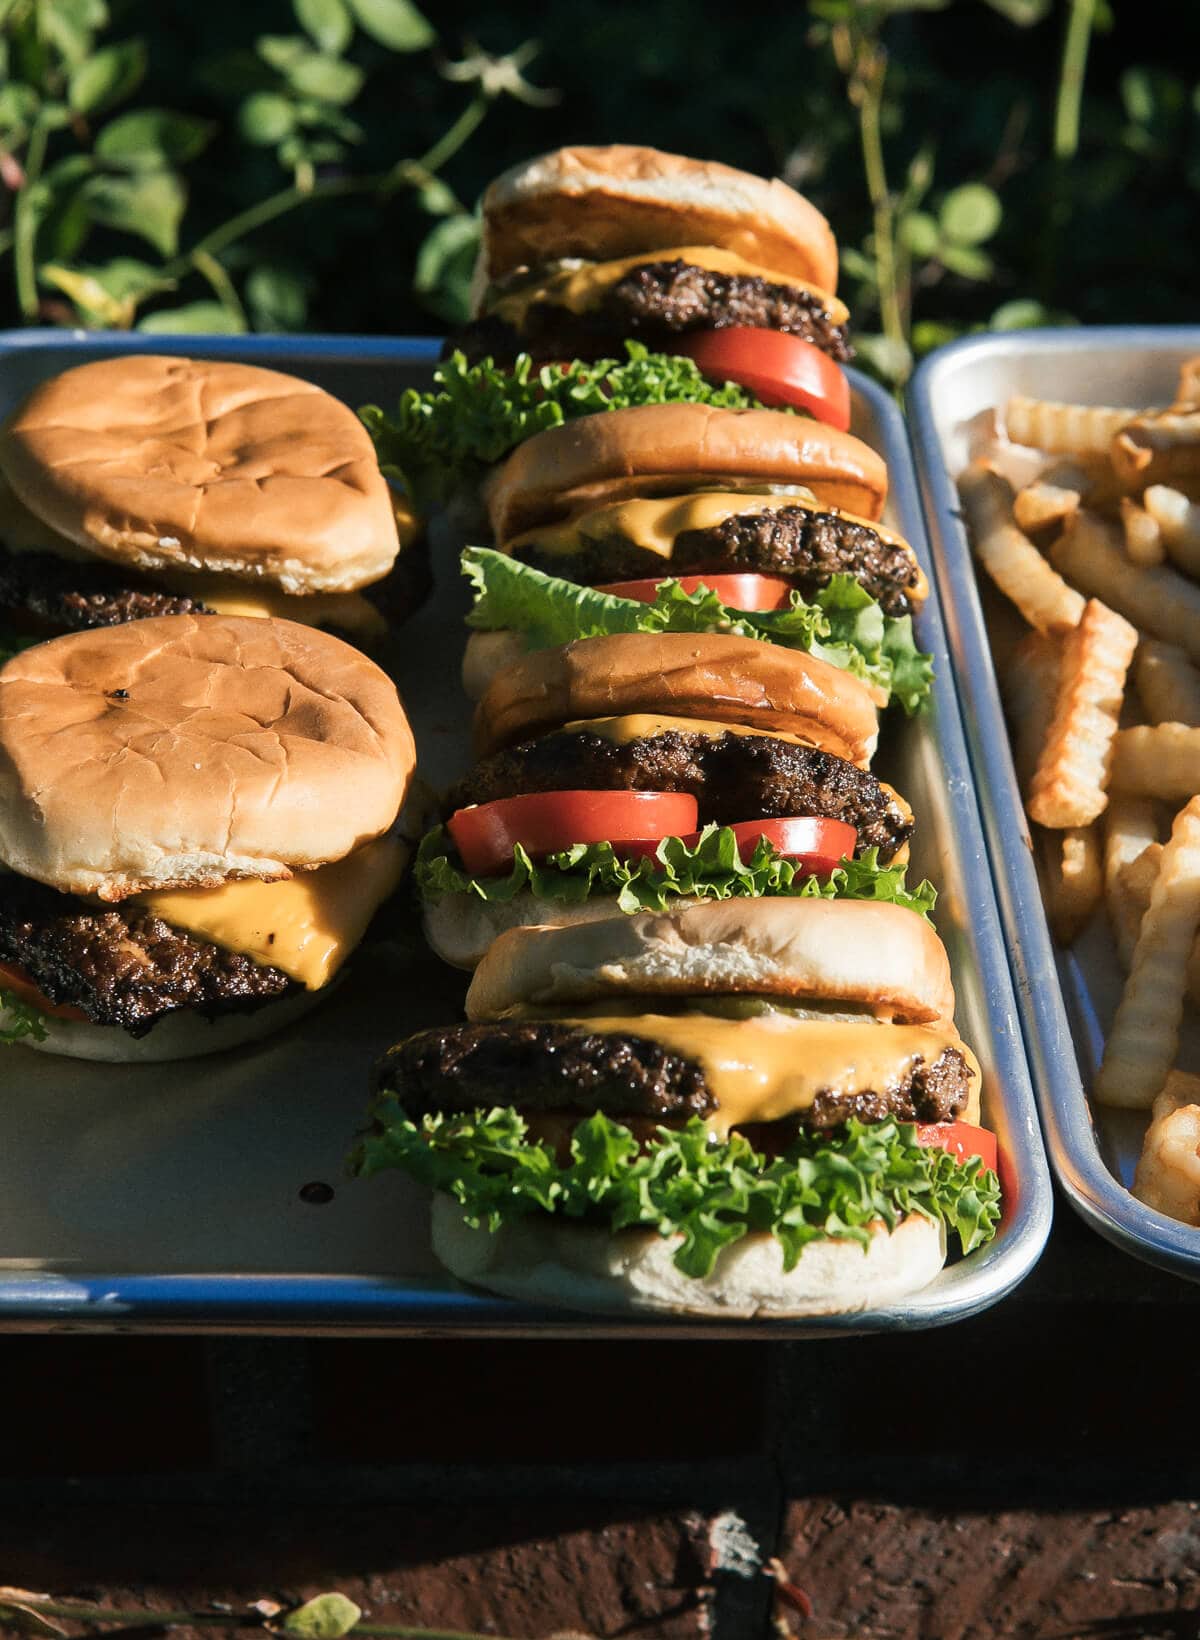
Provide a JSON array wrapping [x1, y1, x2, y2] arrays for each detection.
[[618, 816, 856, 877], [0, 960, 86, 1022], [676, 328, 851, 431], [448, 791, 699, 877], [595, 572, 796, 611], [914, 1122, 998, 1174]]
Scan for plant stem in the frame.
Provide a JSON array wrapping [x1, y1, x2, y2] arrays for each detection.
[[192, 248, 248, 331], [1053, 0, 1097, 160], [13, 112, 48, 320], [843, 25, 908, 378], [17, 1602, 526, 1640], [417, 94, 487, 180]]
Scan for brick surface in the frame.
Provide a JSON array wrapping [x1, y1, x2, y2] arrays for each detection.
[[0, 1499, 713, 1639], [777, 1498, 1200, 1640]]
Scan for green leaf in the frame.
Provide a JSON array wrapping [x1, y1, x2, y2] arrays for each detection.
[[978, 0, 1051, 21], [413, 212, 480, 317], [851, 332, 913, 386], [280, 1593, 362, 1639], [345, 0, 435, 51], [68, 39, 147, 115], [95, 108, 214, 169], [239, 91, 297, 145], [40, 0, 108, 67], [0, 83, 39, 134], [898, 210, 941, 258], [137, 300, 243, 334], [939, 243, 993, 281], [352, 1110, 1002, 1275], [416, 822, 936, 920], [84, 169, 185, 256], [256, 35, 310, 72], [246, 264, 310, 331], [40, 258, 173, 327], [283, 50, 364, 105], [938, 182, 1002, 246], [1, 991, 49, 1047], [294, 0, 353, 54]]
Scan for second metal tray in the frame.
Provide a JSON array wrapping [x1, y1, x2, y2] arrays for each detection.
[[910, 325, 1200, 1284]]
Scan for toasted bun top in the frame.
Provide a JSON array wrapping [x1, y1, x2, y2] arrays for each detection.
[[472, 630, 879, 767], [0, 615, 415, 900], [479, 144, 838, 297], [486, 404, 888, 539], [465, 897, 955, 1025], [0, 355, 399, 593]]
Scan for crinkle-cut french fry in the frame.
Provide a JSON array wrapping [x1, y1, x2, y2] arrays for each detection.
[[1002, 631, 1061, 795], [1109, 724, 1200, 802], [1112, 410, 1200, 488], [1119, 498, 1166, 567], [1133, 639, 1200, 729], [1095, 796, 1200, 1109], [1143, 484, 1200, 579], [1014, 480, 1083, 536], [1133, 1081, 1200, 1224], [1004, 395, 1138, 455], [1050, 510, 1200, 664], [1036, 823, 1102, 945], [1175, 358, 1200, 410], [957, 463, 1085, 635], [1104, 795, 1160, 968], [1027, 599, 1138, 829], [1116, 841, 1200, 1006]]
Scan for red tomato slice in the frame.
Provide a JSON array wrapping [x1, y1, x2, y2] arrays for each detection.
[[617, 816, 856, 876], [676, 328, 851, 431], [0, 960, 86, 1022], [595, 573, 796, 611], [914, 1121, 998, 1174], [448, 791, 699, 877]]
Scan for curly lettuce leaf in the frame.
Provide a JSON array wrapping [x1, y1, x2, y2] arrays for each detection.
[[358, 342, 773, 511], [462, 547, 933, 713], [352, 1107, 1001, 1276], [415, 826, 936, 919], [0, 989, 49, 1046]]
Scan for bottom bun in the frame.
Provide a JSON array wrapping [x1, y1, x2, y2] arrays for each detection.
[[431, 1195, 946, 1317], [3, 986, 329, 1064], [423, 890, 627, 970]]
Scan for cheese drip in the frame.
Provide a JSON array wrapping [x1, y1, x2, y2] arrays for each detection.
[[134, 834, 407, 990], [506, 491, 811, 561], [551, 1010, 981, 1135], [560, 713, 816, 749], [488, 245, 848, 327]]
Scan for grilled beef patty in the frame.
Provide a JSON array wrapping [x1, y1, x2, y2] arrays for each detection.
[[0, 872, 297, 1036], [452, 259, 851, 366], [376, 1021, 972, 1130], [0, 544, 213, 632], [512, 504, 919, 617], [451, 731, 911, 861]]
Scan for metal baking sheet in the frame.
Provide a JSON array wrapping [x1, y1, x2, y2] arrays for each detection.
[[0, 329, 1050, 1334], [910, 325, 1200, 1283]]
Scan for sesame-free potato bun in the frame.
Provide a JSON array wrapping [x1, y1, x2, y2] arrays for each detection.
[[0, 614, 415, 901]]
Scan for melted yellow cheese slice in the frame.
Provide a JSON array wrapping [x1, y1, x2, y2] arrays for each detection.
[[168, 574, 387, 639], [553, 1010, 980, 1135], [135, 834, 407, 990], [488, 245, 848, 327], [560, 713, 816, 749], [506, 491, 813, 561]]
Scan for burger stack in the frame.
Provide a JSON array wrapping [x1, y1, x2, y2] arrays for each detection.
[[354, 144, 1002, 1317]]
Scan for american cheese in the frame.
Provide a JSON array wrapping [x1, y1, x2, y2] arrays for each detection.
[[134, 833, 407, 990], [552, 1010, 980, 1135], [165, 573, 387, 639], [488, 245, 848, 327], [506, 491, 812, 561], [559, 713, 815, 749]]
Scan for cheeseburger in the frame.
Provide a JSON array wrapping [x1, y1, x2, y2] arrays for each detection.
[[456, 145, 852, 431], [0, 615, 415, 1060], [356, 898, 1001, 1316], [418, 630, 917, 969], [0, 355, 427, 651]]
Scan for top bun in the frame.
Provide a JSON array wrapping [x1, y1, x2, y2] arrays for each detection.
[[472, 630, 879, 768], [465, 897, 956, 1025], [0, 615, 415, 900], [478, 144, 838, 298], [486, 404, 888, 539], [0, 355, 399, 593]]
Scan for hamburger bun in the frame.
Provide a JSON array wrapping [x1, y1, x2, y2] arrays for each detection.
[[472, 630, 880, 768], [0, 355, 399, 593], [465, 897, 956, 1025], [0, 614, 415, 900], [432, 1193, 945, 1318], [485, 403, 889, 539], [476, 143, 839, 300], [422, 889, 625, 972]]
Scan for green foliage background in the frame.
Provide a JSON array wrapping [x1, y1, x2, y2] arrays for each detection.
[[0, 0, 1196, 379]]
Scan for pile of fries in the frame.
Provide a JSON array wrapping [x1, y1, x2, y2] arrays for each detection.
[[956, 359, 1200, 1227]]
